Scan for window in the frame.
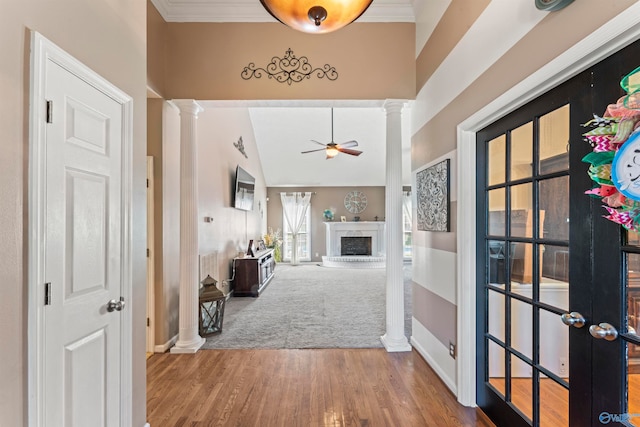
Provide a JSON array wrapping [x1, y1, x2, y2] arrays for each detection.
[[283, 208, 311, 262], [403, 191, 412, 258]]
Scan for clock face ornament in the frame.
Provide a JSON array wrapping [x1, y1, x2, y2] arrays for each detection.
[[611, 131, 640, 201], [344, 191, 368, 214]]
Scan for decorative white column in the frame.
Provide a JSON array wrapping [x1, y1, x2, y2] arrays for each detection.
[[170, 99, 205, 354], [381, 100, 411, 352]]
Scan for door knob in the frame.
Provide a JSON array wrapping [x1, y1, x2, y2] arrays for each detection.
[[589, 323, 618, 341], [561, 311, 586, 328], [106, 297, 125, 312]]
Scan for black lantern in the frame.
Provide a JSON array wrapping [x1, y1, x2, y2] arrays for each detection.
[[199, 275, 226, 336]]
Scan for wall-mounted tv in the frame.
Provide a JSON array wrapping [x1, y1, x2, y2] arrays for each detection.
[[233, 165, 255, 211]]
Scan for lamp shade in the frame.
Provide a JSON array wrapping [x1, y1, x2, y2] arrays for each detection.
[[260, 0, 373, 34]]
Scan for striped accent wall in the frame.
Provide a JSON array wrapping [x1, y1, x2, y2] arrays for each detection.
[[410, 0, 637, 395]]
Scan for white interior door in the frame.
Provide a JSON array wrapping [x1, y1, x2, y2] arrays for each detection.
[[30, 33, 132, 426]]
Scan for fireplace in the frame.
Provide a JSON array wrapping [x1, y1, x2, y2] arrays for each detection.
[[324, 221, 385, 257], [322, 222, 385, 268], [341, 237, 372, 256]]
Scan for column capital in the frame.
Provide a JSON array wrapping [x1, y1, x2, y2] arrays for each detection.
[[170, 99, 204, 116], [383, 99, 408, 113]]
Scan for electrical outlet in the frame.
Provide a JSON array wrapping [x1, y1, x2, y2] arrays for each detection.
[[559, 357, 567, 375], [449, 342, 456, 359]]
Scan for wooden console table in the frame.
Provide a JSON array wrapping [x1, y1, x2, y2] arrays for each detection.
[[233, 249, 276, 297]]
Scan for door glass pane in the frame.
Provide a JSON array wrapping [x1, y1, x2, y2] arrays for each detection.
[[540, 377, 569, 427], [539, 176, 569, 241], [510, 354, 533, 422], [511, 122, 533, 181], [488, 240, 508, 285], [540, 244, 569, 310], [511, 296, 533, 360], [539, 105, 570, 175], [488, 339, 506, 398], [629, 230, 640, 246], [488, 288, 505, 343], [510, 183, 533, 238], [488, 189, 506, 236], [511, 242, 533, 284], [489, 134, 506, 186], [628, 253, 640, 336], [539, 308, 569, 380]]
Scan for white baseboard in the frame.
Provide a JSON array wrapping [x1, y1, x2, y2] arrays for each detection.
[[154, 334, 178, 353], [410, 323, 457, 396]]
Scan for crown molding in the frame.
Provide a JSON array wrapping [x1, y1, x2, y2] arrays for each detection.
[[150, 0, 415, 23]]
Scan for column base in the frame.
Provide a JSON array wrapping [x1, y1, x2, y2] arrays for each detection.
[[380, 333, 412, 352], [170, 336, 205, 354]]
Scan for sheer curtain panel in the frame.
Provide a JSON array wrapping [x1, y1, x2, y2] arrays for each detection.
[[280, 192, 312, 265]]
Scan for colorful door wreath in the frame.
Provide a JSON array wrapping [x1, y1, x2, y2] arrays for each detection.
[[582, 66, 640, 231]]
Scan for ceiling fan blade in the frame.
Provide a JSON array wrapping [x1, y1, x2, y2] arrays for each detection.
[[337, 148, 363, 156], [338, 140, 359, 148], [310, 139, 328, 147], [301, 148, 327, 154]]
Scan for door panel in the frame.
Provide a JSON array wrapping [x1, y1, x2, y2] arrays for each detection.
[[44, 59, 124, 426], [478, 38, 640, 427]]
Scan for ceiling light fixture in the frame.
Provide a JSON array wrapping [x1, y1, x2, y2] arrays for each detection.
[[260, 0, 373, 34], [325, 146, 340, 158]]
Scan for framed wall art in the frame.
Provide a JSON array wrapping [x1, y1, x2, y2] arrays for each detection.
[[416, 159, 450, 232]]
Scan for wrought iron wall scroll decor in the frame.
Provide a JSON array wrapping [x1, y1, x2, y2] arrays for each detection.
[[241, 48, 338, 85]]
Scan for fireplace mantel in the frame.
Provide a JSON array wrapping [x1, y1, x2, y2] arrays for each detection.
[[324, 222, 385, 258]]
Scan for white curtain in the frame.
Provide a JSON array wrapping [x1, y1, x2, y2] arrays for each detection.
[[402, 191, 412, 227], [281, 192, 312, 265]]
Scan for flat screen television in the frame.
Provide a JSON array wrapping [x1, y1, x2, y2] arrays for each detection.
[[233, 165, 255, 211]]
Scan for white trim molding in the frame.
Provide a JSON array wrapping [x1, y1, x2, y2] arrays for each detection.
[[455, 4, 640, 407], [154, 334, 179, 354], [149, 0, 415, 23]]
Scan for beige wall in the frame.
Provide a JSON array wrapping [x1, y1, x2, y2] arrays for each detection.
[[164, 22, 415, 100], [411, 0, 637, 389], [197, 107, 267, 286], [153, 104, 268, 346], [147, 98, 169, 344], [147, 0, 167, 97], [267, 186, 385, 262], [0, 0, 148, 425], [415, 0, 490, 91]]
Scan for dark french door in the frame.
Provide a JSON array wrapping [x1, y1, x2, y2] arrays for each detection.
[[477, 39, 640, 427]]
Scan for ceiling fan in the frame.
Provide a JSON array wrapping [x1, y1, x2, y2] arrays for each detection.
[[301, 108, 363, 159]]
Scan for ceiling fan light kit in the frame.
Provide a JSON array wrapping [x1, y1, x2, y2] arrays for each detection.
[[260, 0, 373, 34]]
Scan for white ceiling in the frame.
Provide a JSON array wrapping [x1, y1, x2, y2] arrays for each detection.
[[154, 0, 421, 187]]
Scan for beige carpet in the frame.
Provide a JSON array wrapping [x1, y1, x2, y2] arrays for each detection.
[[201, 263, 412, 349]]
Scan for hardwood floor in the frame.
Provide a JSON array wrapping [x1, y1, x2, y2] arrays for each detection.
[[488, 375, 640, 426], [147, 348, 494, 427]]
